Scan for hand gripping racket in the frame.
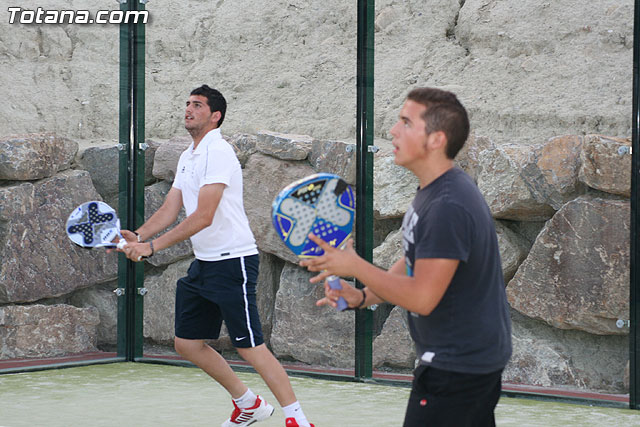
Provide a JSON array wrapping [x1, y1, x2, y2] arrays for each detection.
[[272, 173, 355, 311], [66, 201, 128, 250]]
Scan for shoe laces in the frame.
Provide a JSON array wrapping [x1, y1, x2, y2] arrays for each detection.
[[230, 397, 261, 422], [229, 401, 243, 422]]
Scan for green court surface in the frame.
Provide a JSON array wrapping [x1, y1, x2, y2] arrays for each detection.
[[0, 363, 638, 426]]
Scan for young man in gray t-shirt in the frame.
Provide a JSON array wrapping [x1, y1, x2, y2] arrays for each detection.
[[302, 87, 512, 426]]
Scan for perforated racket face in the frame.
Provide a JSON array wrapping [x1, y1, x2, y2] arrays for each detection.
[[272, 173, 355, 258], [66, 201, 121, 248]]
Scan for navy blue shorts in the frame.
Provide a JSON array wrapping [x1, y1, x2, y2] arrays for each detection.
[[403, 365, 503, 427], [174, 255, 264, 348]]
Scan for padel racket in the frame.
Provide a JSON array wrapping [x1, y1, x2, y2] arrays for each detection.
[[272, 173, 355, 311], [66, 201, 127, 250]]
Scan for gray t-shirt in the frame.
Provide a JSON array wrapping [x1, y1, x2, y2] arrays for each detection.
[[402, 167, 512, 374]]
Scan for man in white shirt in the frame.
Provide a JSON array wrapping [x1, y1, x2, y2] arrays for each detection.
[[119, 85, 313, 427]]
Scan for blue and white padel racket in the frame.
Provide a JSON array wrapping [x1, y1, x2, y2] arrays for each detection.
[[66, 201, 127, 250], [272, 173, 355, 311]]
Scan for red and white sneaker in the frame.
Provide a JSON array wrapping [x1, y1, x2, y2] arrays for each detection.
[[221, 395, 274, 427], [285, 418, 315, 427]]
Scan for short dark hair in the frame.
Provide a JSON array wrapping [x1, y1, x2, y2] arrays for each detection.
[[190, 85, 227, 127], [406, 87, 469, 159]]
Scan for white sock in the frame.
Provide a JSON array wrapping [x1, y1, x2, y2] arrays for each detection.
[[233, 388, 258, 409], [282, 401, 310, 427]]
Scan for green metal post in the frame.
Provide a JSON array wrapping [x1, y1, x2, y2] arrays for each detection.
[[116, 0, 131, 359], [354, 0, 375, 380], [630, 0, 640, 410], [117, 0, 146, 361], [131, 0, 146, 361]]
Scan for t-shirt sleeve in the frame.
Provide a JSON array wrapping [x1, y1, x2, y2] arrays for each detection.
[[414, 202, 472, 263], [200, 146, 234, 187]]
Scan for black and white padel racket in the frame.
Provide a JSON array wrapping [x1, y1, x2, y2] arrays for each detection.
[[272, 173, 355, 311], [66, 201, 127, 250]]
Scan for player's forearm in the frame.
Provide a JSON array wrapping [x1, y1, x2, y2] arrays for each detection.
[[351, 257, 435, 315], [356, 257, 404, 307], [361, 286, 385, 307], [388, 257, 406, 275], [135, 205, 179, 241], [150, 210, 211, 252]]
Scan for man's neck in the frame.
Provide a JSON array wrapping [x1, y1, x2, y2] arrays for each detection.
[[413, 158, 454, 189], [189, 126, 217, 149]]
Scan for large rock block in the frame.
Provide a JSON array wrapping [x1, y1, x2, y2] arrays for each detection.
[[143, 181, 192, 267], [372, 228, 403, 270], [0, 170, 117, 303], [455, 133, 495, 182], [478, 145, 539, 220], [502, 220, 545, 247], [152, 135, 192, 182], [524, 135, 586, 209], [373, 153, 418, 219], [243, 153, 316, 263], [504, 310, 627, 393], [68, 281, 119, 348], [309, 138, 356, 185], [227, 133, 258, 168], [0, 304, 99, 359], [271, 263, 354, 368], [0, 181, 34, 220], [256, 131, 312, 161], [507, 197, 629, 335], [77, 144, 120, 199], [373, 306, 415, 369], [78, 140, 159, 199], [0, 133, 77, 181], [579, 135, 631, 197], [256, 251, 285, 345], [495, 221, 530, 282], [143, 258, 194, 344], [477, 137, 584, 221]]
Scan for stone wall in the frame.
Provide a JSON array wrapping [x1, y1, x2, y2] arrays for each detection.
[[0, 129, 631, 395], [0, 0, 634, 394]]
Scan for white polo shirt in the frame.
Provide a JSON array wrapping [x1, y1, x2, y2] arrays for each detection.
[[172, 128, 258, 261]]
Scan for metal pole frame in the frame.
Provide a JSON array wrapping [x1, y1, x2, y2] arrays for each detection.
[[630, 0, 640, 410], [117, 0, 146, 361], [354, 0, 375, 380]]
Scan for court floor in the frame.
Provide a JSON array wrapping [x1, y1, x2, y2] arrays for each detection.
[[0, 363, 638, 426]]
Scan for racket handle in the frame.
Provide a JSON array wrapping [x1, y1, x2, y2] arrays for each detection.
[[116, 240, 127, 250], [328, 275, 348, 311]]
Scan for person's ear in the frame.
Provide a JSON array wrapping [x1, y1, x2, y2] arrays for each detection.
[[425, 130, 447, 152], [210, 111, 222, 127]]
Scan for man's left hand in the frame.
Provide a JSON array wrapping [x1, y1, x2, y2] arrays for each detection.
[[299, 234, 359, 283]]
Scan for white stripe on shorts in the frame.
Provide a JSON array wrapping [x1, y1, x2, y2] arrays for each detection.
[[240, 256, 256, 347]]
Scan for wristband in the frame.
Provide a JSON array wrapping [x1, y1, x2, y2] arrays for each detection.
[[347, 289, 367, 311], [356, 288, 367, 309], [148, 240, 154, 257]]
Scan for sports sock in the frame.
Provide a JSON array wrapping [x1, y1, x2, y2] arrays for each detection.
[[283, 401, 310, 427], [233, 388, 258, 409]]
